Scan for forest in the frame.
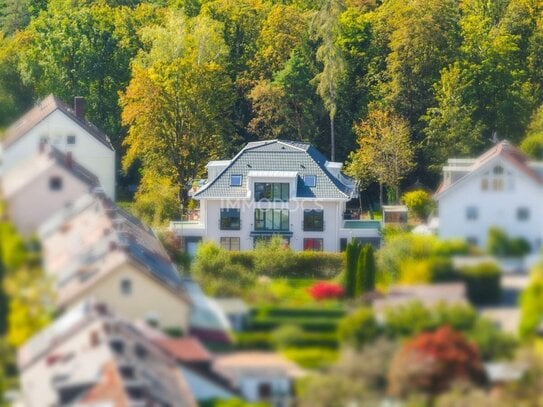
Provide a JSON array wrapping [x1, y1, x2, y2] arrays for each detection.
[[1, 0, 543, 220]]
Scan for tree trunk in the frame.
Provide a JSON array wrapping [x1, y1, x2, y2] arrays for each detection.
[[330, 114, 335, 161]]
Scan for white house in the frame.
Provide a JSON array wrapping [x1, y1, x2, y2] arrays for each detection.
[[435, 140, 543, 251], [1, 95, 116, 199], [170, 140, 381, 254], [1, 146, 99, 236], [38, 192, 191, 331], [17, 300, 196, 407]]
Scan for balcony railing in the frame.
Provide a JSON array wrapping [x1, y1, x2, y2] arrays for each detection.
[[342, 220, 382, 230], [343, 209, 362, 220]]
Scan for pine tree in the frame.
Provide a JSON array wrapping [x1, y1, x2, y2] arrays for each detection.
[[344, 241, 361, 298]]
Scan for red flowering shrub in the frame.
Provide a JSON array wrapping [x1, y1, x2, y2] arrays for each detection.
[[388, 326, 486, 397], [308, 281, 344, 300]]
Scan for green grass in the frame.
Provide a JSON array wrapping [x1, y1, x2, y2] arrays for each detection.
[[281, 347, 339, 369]]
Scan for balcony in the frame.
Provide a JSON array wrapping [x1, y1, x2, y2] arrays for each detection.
[[342, 220, 381, 230]]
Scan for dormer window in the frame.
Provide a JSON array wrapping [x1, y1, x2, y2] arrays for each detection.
[[230, 175, 242, 186], [304, 175, 316, 187]]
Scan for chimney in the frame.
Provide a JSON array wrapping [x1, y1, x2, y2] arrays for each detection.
[[74, 96, 85, 119]]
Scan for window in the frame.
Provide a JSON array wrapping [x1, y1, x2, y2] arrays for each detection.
[[49, 176, 63, 191], [493, 165, 504, 175], [340, 238, 348, 252], [303, 175, 316, 187], [67, 134, 76, 145], [481, 178, 489, 191], [303, 209, 324, 231], [517, 207, 530, 221], [230, 175, 242, 186], [466, 236, 478, 246], [466, 206, 478, 221], [221, 237, 240, 251], [258, 383, 272, 400], [254, 182, 289, 202], [255, 209, 289, 231], [120, 279, 132, 296], [304, 238, 323, 251], [220, 208, 241, 230]]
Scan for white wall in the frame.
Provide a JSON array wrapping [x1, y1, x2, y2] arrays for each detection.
[[438, 158, 543, 251], [2, 110, 116, 199], [5, 165, 93, 236]]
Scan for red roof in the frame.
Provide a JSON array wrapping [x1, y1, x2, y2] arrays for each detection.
[[155, 337, 212, 363]]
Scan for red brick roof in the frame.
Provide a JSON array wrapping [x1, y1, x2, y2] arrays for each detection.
[[155, 337, 212, 363]]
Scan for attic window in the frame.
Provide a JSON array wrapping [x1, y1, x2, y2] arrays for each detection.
[[304, 175, 316, 187], [230, 174, 242, 186], [67, 135, 76, 145], [49, 176, 63, 191], [493, 165, 504, 175]]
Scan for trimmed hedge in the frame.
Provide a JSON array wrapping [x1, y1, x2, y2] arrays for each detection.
[[459, 262, 502, 305], [248, 317, 339, 332], [254, 306, 346, 319], [235, 331, 339, 349], [230, 250, 344, 278]]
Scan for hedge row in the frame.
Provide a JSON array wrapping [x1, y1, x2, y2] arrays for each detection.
[[235, 331, 338, 349], [254, 306, 346, 319], [229, 250, 344, 278], [248, 317, 339, 332]]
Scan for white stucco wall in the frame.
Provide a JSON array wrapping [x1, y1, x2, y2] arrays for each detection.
[[438, 157, 543, 251], [5, 165, 93, 236], [2, 110, 115, 199]]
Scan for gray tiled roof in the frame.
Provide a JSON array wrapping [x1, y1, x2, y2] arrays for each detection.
[[2, 94, 114, 151], [194, 140, 354, 199]]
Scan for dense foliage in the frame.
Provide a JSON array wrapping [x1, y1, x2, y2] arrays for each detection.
[[3, 0, 543, 218]]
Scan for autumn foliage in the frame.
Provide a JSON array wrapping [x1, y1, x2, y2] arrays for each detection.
[[388, 326, 486, 397], [308, 281, 344, 301]]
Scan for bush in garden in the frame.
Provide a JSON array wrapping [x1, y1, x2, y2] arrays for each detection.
[[519, 264, 543, 339], [401, 189, 435, 220], [344, 241, 361, 298], [337, 307, 380, 349], [487, 227, 531, 257], [459, 262, 501, 305], [253, 236, 296, 276], [270, 324, 304, 349], [191, 242, 255, 296], [356, 244, 376, 296], [308, 281, 344, 301], [388, 326, 486, 397]]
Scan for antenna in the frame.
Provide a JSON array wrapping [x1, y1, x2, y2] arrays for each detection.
[[491, 131, 499, 144]]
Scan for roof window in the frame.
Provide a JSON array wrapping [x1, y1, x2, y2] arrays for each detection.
[[304, 175, 316, 187], [230, 174, 242, 186]]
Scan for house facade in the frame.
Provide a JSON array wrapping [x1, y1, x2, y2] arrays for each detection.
[[170, 140, 381, 254], [39, 193, 191, 331], [1, 95, 116, 199], [18, 301, 196, 407], [435, 141, 543, 251], [1, 146, 99, 236]]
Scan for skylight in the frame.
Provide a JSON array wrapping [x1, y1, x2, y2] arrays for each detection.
[[304, 175, 316, 187], [230, 174, 242, 186]]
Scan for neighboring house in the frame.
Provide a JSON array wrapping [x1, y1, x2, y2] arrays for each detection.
[[1, 95, 116, 199], [38, 192, 191, 331], [435, 141, 543, 251], [154, 337, 238, 403], [17, 301, 196, 407], [0, 146, 99, 236], [212, 351, 304, 407], [170, 140, 381, 254]]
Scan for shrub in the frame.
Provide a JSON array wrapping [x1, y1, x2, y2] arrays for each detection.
[[355, 244, 376, 295], [254, 236, 296, 276], [402, 189, 434, 220], [191, 242, 255, 296], [282, 347, 338, 369], [308, 281, 344, 301], [468, 318, 517, 361], [271, 324, 304, 349], [519, 265, 543, 339], [459, 262, 501, 305], [234, 331, 271, 350], [337, 307, 380, 348], [487, 227, 531, 257], [388, 327, 486, 397], [344, 241, 361, 298]]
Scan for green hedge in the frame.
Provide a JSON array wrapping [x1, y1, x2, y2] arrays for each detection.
[[230, 250, 344, 278], [235, 331, 339, 349], [459, 262, 502, 305], [248, 317, 339, 332], [254, 306, 346, 319]]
